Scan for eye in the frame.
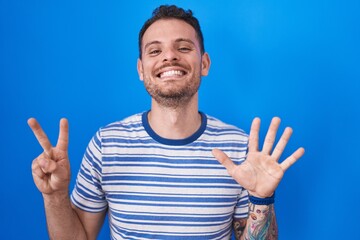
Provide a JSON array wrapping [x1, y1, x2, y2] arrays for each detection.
[[148, 49, 161, 56], [178, 47, 191, 52]]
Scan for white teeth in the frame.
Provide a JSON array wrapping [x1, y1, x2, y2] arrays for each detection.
[[160, 70, 184, 78]]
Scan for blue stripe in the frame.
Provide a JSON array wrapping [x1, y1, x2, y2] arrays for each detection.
[[92, 132, 102, 149], [112, 211, 233, 222], [102, 175, 236, 184], [101, 156, 242, 165], [107, 193, 237, 203], [105, 122, 143, 130], [112, 208, 235, 216], [102, 163, 225, 169], [75, 182, 104, 201], [112, 218, 230, 227], [111, 221, 232, 240], [102, 182, 240, 189], [84, 148, 101, 173], [102, 142, 247, 152], [106, 191, 243, 198], [71, 198, 106, 212], [103, 172, 231, 178], [108, 199, 236, 209]]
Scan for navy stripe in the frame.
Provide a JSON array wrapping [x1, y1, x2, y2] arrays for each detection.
[[107, 194, 237, 203], [102, 163, 226, 169], [101, 156, 243, 165], [102, 175, 236, 184], [102, 182, 240, 189]]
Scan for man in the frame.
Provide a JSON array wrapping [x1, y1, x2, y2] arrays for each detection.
[[28, 5, 304, 240]]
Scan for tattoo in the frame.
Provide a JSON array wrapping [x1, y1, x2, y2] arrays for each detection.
[[245, 203, 278, 240], [233, 218, 247, 239]]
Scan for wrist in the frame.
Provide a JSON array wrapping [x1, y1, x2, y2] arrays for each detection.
[[42, 190, 70, 205], [249, 192, 275, 205]]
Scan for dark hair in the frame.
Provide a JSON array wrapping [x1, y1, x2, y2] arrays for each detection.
[[138, 5, 205, 58]]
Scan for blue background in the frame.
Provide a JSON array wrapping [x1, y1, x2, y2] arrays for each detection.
[[1, 0, 359, 239]]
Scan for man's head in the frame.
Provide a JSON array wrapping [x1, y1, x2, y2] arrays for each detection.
[[138, 5, 205, 59], [137, 5, 210, 109]]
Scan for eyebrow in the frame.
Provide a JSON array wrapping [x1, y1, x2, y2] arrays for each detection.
[[144, 40, 161, 51], [175, 38, 196, 46], [144, 38, 196, 51]]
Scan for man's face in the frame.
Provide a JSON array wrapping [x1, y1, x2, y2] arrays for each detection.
[[137, 19, 210, 108]]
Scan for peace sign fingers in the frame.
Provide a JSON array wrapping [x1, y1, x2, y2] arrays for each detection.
[[27, 118, 53, 157], [28, 118, 71, 194], [56, 118, 69, 152]]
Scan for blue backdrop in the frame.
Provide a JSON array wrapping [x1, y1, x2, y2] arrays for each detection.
[[1, 0, 359, 239]]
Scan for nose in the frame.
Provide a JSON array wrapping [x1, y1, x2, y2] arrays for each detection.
[[162, 48, 179, 62]]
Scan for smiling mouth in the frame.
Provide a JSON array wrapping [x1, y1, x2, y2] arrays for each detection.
[[157, 70, 187, 79]]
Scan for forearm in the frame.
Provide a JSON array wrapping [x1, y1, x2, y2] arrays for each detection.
[[43, 192, 87, 240], [240, 203, 278, 240]]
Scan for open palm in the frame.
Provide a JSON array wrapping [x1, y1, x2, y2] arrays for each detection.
[[212, 117, 305, 198]]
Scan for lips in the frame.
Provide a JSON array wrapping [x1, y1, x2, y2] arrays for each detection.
[[155, 64, 188, 79], [158, 70, 186, 78]]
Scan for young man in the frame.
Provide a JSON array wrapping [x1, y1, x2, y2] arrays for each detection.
[[28, 5, 304, 240]]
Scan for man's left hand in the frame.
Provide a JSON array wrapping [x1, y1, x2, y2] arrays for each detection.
[[212, 117, 305, 198]]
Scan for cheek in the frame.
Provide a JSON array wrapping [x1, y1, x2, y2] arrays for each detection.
[[140, 68, 149, 81], [143, 62, 157, 76]]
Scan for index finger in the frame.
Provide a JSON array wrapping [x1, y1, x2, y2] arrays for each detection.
[[280, 147, 305, 171], [27, 118, 53, 156]]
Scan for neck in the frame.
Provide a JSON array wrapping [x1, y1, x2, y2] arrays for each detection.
[[148, 94, 201, 139]]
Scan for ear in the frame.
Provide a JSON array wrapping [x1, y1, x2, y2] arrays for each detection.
[[201, 52, 211, 76], [137, 58, 144, 81]]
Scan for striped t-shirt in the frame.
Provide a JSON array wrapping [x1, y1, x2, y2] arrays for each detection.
[[71, 111, 249, 240]]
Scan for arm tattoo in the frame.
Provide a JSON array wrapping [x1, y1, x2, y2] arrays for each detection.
[[233, 218, 247, 240], [246, 203, 278, 240]]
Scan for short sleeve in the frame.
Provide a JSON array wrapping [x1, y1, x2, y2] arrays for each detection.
[[233, 188, 249, 219], [70, 130, 108, 212]]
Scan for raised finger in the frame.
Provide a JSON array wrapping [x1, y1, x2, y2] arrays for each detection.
[[56, 118, 69, 151], [28, 118, 53, 156], [280, 147, 305, 171], [248, 118, 260, 152], [272, 127, 293, 161], [262, 117, 281, 154], [212, 148, 237, 176]]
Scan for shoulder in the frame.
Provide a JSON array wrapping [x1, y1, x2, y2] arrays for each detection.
[[84, 112, 146, 155], [205, 114, 248, 139], [99, 112, 144, 132], [90, 112, 146, 143], [203, 114, 248, 163]]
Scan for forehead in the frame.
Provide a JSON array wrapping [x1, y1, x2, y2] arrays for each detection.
[[142, 19, 198, 47]]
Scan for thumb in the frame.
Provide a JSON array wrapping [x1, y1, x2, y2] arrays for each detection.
[[212, 148, 236, 176]]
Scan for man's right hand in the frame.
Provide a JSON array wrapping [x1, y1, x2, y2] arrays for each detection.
[[28, 118, 71, 195]]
